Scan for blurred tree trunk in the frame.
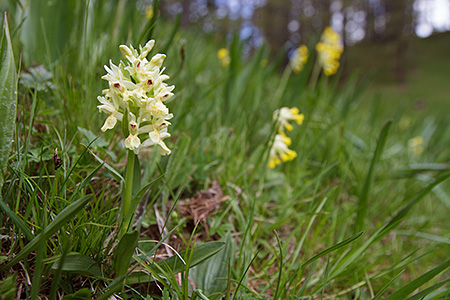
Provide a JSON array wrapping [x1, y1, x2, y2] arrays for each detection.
[[364, 0, 375, 41], [384, 0, 412, 84], [313, 0, 332, 29], [181, 0, 191, 27], [252, 0, 291, 53]]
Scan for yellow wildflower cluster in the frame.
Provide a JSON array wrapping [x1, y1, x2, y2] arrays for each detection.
[[408, 136, 424, 155], [217, 48, 231, 67], [268, 107, 304, 169], [290, 45, 309, 73], [315, 27, 344, 76], [97, 40, 174, 155]]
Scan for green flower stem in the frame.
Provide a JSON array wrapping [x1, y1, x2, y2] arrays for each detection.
[[273, 65, 292, 104], [120, 149, 136, 238], [309, 59, 321, 91]]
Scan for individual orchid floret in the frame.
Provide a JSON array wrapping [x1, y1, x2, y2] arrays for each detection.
[[274, 107, 305, 132], [97, 39, 174, 154], [290, 45, 309, 74]]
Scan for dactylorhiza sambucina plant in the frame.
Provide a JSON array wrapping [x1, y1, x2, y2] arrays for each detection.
[[97, 39, 174, 237], [268, 107, 304, 169], [98, 39, 174, 154], [315, 26, 344, 76]]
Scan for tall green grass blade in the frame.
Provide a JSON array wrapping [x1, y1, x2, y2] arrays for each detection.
[[52, 253, 102, 277], [89, 149, 124, 182], [380, 170, 450, 237], [0, 195, 91, 271], [301, 231, 364, 268], [161, 13, 180, 54], [0, 194, 34, 241], [69, 162, 104, 201], [232, 249, 261, 300], [30, 228, 46, 300], [114, 230, 139, 277], [404, 280, 450, 300], [384, 259, 450, 300], [273, 231, 283, 300], [0, 13, 17, 191], [60, 137, 99, 197], [355, 120, 392, 233], [372, 270, 405, 300], [423, 288, 450, 300]]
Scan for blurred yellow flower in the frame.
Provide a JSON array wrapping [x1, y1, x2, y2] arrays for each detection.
[[217, 48, 231, 67], [261, 58, 268, 67], [290, 45, 308, 73], [408, 136, 424, 155], [145, 5, 154, 19], [274, 107, 305, 132], [268, 133, 298, 169], [316, 27, 343, 76], [268, 106, 304, 168]]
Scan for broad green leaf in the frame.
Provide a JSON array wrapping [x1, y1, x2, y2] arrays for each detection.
[[0, 13, 17, 191], [19, 0, 76, 65], [61, 288, 92, 300], [192, 234, 234, 300], [113, 230, 139, 277], [52, 254, 101, 277], [384, 259, 450, 300], [153, 241, 225, 275], [129, 241, 226, 283], [0, 195, 91, 271], [355, 120, 392, 233], [97, 242, 225, 300], [0, 272, 16, 300]]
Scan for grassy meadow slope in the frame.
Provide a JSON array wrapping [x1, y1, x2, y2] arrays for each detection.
[[1, 1, 450, 299]]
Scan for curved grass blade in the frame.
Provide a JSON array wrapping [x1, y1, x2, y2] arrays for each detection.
[[404, 280, 450, 300], [384, 259, 450, 300], [0, 194, 34, 241], [355, 120, 392, 233], [372, 270, 405, 300], [232, 248, 261, 300], [380, 170, 450, 237], [301, 231, 364, 268], [0, 195, 91, 271]]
